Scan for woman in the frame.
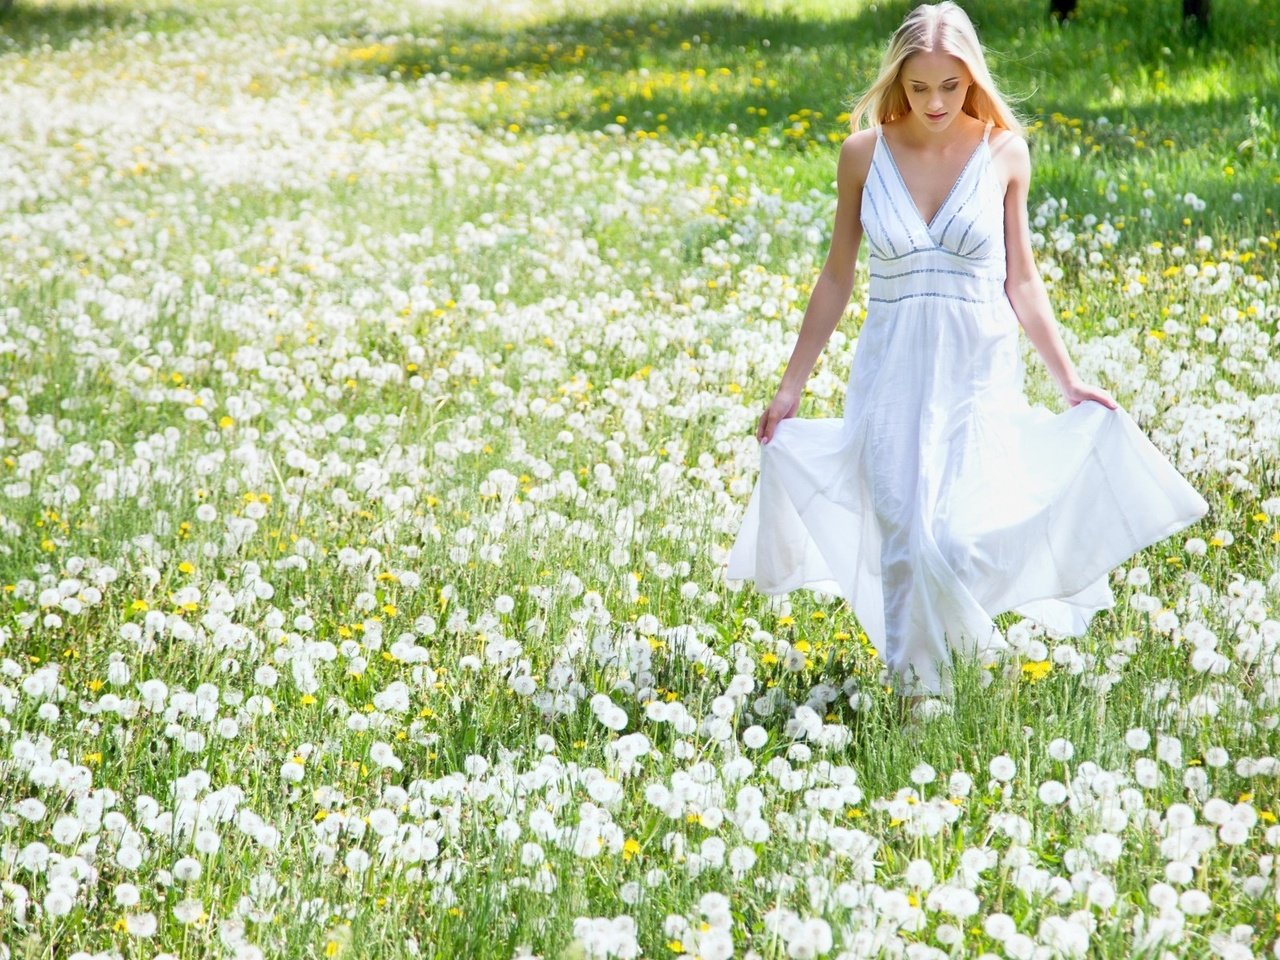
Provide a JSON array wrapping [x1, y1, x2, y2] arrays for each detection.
[[725, 1, 1209, 718]]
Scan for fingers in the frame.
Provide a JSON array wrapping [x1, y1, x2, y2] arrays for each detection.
[[1069, 384, 1119, 410], [758, 409, 776, 445], [1091, 388, 1118, 409]]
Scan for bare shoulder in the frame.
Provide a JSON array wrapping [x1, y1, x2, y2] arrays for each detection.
[[837, 127, 878, 191], [989, 127, 1030, 193]]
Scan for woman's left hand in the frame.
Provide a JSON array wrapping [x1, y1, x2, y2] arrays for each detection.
[[1062, 379, 1117, 409]]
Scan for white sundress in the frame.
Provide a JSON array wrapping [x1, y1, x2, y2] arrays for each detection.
[[725, 119, 1210, 697]]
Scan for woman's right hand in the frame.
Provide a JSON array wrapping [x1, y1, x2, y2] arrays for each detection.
[[756, 386, 801, 445]]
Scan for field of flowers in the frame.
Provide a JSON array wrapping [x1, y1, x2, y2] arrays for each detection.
[[1, 0, 1278, 956]]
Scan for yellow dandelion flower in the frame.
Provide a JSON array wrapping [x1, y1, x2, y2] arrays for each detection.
[[1021, 660, 1052, 683]]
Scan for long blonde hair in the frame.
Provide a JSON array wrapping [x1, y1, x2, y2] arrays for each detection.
[[846, 2, 1025, 136]]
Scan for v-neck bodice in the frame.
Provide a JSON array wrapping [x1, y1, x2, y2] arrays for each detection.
[[859, 119, 1004, 291]]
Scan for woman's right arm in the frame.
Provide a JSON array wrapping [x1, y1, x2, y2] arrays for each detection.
[[758, 129, 874, 445]]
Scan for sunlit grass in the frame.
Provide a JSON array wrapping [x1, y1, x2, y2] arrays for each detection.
[[0, 0, 1277, 957]]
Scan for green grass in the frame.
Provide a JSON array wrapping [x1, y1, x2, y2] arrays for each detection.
[[0, 0, 1278, 957]]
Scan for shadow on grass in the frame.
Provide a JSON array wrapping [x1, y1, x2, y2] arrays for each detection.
[[329, 2, 1270, 110], [325, 1, 917, 144], [0, 0, 194, 53], [321, 0, 1278, 217]]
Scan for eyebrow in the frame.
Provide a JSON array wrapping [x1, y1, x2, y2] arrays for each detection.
[[906, 76, 962, 84]]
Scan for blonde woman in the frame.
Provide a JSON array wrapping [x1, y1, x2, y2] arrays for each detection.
[[726, 1, 1208, 719]]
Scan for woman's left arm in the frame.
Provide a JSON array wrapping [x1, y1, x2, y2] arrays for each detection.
[[999, 133, 1117, 410]]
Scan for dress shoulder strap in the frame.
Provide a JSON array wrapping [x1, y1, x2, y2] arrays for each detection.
[[982, 120, 994, 142]]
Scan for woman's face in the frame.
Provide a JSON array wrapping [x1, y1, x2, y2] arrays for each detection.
[[899, 50, 973, 129]]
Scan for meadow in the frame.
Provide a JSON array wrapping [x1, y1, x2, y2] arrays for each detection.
[[0, 0, 1277, 956]]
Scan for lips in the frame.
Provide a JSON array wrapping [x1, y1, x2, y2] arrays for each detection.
[[926, 112, 947, 120]]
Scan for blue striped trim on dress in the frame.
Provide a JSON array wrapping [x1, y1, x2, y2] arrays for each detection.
[[859, 188, 897, 259], [867, 291, 995, 305], [964, 233, 994, 259], [869, 266, 1003, 282], [872, 162, 916, 252], [869, 246, 986, 263], [937, 175, 986, 248]]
